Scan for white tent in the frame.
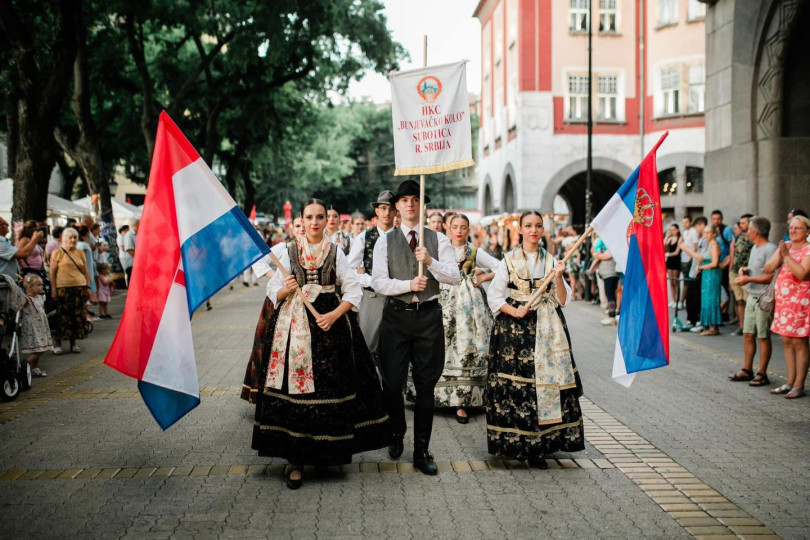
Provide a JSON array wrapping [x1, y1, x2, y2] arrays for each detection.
[[0, 178, 88, 218], [72, 195, 142, 220]]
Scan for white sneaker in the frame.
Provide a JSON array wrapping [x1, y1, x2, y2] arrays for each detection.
[[690, 325, 704, 333], [32, 368, 47, 377], [668, 301, 676, 308], [600, 317, 618, 326], [676, 302, 683, 309]]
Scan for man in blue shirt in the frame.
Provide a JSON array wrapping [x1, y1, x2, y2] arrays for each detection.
[[0, 218, 44, 277]]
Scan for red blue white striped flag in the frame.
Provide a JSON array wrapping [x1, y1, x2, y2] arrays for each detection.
[[591, 132, 670, 387], [105, 112, 269, 429]]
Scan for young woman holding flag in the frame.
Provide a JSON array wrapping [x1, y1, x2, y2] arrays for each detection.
[[485, 211, 585, 468], [252, 199, 390, 489]]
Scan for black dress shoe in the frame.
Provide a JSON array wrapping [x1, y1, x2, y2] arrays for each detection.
[[388, 437, 404, 460], [413, 449, 438, 475], [455, 408, 469, 424], [528, 457, 549, 469], [285, 466, 303, 490]]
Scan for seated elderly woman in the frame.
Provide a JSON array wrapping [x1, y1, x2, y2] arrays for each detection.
[[49, 227, 91, 355]]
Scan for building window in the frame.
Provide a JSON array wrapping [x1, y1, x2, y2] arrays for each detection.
[[685, 167, 703, 193], [569, 0, 590, 32], [687, 0, 706, 20], [567, 75, 590, 121], [661, 68, 680, 115], [600, 0, 617, 32], [659, 0, 678, 26], [659, 168, 677, 196], [597, 75, 618, 120], [688, 65, 705, 113]]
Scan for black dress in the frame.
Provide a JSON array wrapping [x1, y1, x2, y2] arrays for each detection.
[[252, 242, 391, 465]]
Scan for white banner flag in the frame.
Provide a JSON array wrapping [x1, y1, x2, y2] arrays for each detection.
[[390, 60, 475, 176]]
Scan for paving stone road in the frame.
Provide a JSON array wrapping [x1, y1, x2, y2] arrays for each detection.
[[0, 282, 806, 539]]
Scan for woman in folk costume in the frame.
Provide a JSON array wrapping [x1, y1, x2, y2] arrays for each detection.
[[241, 215, 305, 404], [486, 211, 584, 468], [406, 214, 498, 423], [252, 199, 390, 489], [326, 205, 352, 255]]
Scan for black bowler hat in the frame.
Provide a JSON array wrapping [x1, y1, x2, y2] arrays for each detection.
[[370, 190, 395, 209], [390, 179, 430, 204]]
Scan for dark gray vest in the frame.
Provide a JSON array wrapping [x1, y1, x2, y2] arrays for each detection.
[[387, 227, 440, 302]]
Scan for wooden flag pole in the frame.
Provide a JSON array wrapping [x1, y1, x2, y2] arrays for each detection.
[[269, 252, 321, 318], [418, 35, 428, 277], [524, 226, 594, 309]]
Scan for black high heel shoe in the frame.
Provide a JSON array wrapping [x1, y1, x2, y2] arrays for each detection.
[[285, 465, 303, 490]]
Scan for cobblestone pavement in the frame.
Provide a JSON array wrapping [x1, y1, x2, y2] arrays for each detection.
[[0, 283, 806, 539]]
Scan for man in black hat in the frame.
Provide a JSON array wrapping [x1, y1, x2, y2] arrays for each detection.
[[347, 190, 396, 364], [372, 179, 460, 475]]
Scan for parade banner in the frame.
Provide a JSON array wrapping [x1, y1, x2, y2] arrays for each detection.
[[390, 60, 475, 176]]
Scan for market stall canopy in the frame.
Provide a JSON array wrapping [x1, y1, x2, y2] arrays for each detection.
[[72, 195, 142, 220], [0, 178, 88, 217]]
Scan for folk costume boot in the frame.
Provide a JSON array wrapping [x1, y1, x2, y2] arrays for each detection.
[[413, 407, 438, 476], [383, 383, 406, 460]]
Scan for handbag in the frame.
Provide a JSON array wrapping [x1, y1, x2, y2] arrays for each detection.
[[757, 274, 777, 314]]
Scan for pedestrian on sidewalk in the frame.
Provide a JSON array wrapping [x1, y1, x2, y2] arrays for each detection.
[[20, 274, 52, 377], [406, 214, 498, 424], [766, 215, 810, 399], [664, 224, 683, 308], [729, 214, 754, 335], [485, 211, 584, 469], [346, 190, 396, 367], [96, 263, 113, 319], [594, 237, 619, 325], [371, 180, 461, 476], [49, 228, 91, 355], [728, 217, 777, 386], [240, 214, 304, 404], [695, 225, 723, 336], [252, 199, 390, 489]]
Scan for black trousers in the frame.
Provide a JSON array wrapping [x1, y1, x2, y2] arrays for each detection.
[[686, 273, 701, 326], [378, 300, 444, 437]]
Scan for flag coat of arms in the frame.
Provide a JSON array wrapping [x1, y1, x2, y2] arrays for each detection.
[[591, 133, 670, 387], [390, 60, 475, 176], [105, 112, 269, 429]]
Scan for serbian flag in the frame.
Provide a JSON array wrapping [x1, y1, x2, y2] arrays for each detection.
[[105, 112, 269, 429], [591, 132, 669, 387]]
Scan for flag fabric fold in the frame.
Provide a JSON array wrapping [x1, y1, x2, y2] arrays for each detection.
[[591, 132, 670, 387], [105, 111, 269, 429]]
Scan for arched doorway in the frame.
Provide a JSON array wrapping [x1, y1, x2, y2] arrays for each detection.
[[556, 171, 623, 228], [502, 175, 515, 212], [483, 183, 493, 215]]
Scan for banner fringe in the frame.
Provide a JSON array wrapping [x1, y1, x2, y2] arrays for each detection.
[[394, 159, 475, 177]]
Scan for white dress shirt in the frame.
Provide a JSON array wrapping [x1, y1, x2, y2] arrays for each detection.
[[251, 242, 288, 278], [466, 246, 501, 272], [265, 244, 362, 309], [371, 224, 460, 300], [347, 226, 394, 288], [487, 251, 571, 314]]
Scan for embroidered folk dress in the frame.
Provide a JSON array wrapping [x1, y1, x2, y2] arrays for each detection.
[[485, 247, 585, 462], [406, 243, 499, 408], [252, 239, 390, 466]]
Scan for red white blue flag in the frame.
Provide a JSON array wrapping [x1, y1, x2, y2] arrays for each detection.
[[591, 132, 669, 387], [105, 112, 269, 429]]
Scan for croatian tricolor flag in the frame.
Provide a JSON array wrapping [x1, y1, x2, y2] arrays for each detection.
[[591, 132, 669, 387], [105, 112, 269, 429]]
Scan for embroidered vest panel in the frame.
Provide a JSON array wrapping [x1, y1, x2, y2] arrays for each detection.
[[387, 228, 440, 303], [504, 248, 550, 294], [363, 227, 380, 275], [459, 243, 478, 277], [287, 242, 338, 287]]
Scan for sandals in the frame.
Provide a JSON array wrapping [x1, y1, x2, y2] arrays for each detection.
[[785, 388, 806, 400], [771, 384, 791, 395], [729, 368, 753, 382], [52, 347, 64, 356], [71, 346, 81, 354], [749, 373, 770, 387]]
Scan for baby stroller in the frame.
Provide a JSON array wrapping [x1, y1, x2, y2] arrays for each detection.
[[0, 275, 32, 401]]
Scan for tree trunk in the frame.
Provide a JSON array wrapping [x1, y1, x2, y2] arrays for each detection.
[[124, 13, 155, 158], [4, 84, 18, 179], [241, 158, 255, 216], [0, 0, 80, 223]]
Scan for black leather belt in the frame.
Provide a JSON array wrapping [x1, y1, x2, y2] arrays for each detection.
[[387, 298, 439, 311]]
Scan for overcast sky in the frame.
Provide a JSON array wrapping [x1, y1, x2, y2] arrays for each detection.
[[347, 0, 482, 103]]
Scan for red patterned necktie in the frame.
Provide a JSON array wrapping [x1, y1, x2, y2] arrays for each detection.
[[409, 230, 417, 252]]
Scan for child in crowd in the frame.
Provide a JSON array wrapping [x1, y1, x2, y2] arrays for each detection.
[[96, 263, 113, 319], [20, 274, 52, 377]]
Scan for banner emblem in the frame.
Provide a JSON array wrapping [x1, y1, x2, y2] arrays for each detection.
[[417, 76, 442, 103]]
